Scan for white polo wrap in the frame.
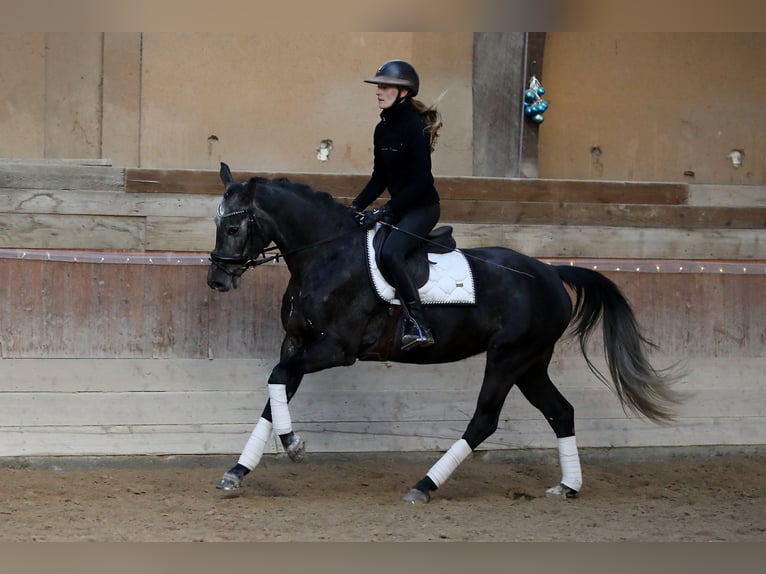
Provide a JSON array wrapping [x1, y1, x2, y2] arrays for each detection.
[[237, 417, 273, 470], [558, 435, 582, 491], [426, 439, 472, 488], [268, 384, 293, 435]]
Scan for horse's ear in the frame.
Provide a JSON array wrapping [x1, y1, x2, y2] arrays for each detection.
[[220, 162, 234, 187]]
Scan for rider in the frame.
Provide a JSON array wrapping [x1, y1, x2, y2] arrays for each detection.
[[350, 59, 443, 351]]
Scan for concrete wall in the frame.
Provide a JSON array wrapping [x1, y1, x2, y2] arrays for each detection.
[[0, 32, 474, 176], [2, 33, 765, 184], [539, 33, 766, 184]]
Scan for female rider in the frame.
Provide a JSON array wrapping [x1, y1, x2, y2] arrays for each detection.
[[350, 59, 443, 351]]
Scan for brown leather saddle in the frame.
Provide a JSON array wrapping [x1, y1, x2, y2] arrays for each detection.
[[371, 225, 457, 288]]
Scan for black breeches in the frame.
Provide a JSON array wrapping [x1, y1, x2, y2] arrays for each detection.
[[379, 203, 440, 299]]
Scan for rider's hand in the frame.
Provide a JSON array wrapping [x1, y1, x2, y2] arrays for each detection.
[[359, 206, 391, 229]]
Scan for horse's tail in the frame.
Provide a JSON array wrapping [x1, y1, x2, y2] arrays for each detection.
[[555, 265, 685, 423]]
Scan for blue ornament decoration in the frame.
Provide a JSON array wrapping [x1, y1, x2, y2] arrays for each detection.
[[523, 75, 549, 126]]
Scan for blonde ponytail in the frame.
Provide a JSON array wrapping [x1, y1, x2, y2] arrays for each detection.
[[411, 92, 445, 153]]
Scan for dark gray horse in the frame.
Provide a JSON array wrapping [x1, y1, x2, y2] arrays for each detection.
[[207, 162, 683, 504]]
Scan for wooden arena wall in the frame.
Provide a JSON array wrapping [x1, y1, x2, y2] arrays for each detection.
[[0, 162, 764, 457]]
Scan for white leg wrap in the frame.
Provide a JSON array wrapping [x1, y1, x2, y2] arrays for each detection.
[[426, 439, 473, 488], [237, 417, 273, 470], [268, 384, 293, 435], [558, 436, 582, 491]]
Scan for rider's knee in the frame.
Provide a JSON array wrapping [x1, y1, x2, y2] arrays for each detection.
[[380, 250, 403, 270]]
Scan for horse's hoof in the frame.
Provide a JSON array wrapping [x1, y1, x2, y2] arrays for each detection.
[[545, 483, 579, 499], [286, 434, 306, 462], [216, 472, 243, 492], [403, 488, 431, 505]]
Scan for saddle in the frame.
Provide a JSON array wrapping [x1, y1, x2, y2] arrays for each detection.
[[365, 225, 476, 306], [372, 225, 457, 288]]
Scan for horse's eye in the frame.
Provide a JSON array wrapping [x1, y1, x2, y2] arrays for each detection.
[[226, 226, 240, 236]]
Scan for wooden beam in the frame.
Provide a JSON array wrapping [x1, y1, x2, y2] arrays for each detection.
[[520, 32, 546, 178], [0, 163, 125, 191], [125, 168, 689, 204], [472, 33, 527, 177]]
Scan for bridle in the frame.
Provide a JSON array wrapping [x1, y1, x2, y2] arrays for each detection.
[[209, 208, 280, 274], [209, 207, 359, 276]]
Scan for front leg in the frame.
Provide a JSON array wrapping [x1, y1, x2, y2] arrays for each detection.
[[216, 373, 304, 492], [266, 382, 306, 461], [266, 330, 357, 457], [217, 412, 305, 492]]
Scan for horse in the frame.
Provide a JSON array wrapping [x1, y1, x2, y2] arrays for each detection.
[[207, 162, 683, 504]]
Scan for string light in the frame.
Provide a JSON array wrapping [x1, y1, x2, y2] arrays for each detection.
[[0, 249, 763, 274], [0, 249, 215, 266], [541, 257, 766, 275]]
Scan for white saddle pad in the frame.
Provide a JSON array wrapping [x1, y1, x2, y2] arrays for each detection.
[[365, 227, 476, 306]]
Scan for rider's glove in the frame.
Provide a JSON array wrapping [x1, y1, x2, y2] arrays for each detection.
[[359, 205, 392, 229]]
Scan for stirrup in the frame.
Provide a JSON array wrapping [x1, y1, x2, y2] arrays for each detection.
[[401, 318, 435, 351]]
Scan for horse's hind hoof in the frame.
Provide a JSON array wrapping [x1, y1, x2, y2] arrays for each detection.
[[216, 472, 243, 492], [286, 434, 306, 462], [403, 488, 431, 505], [545, 483, 579, 499]]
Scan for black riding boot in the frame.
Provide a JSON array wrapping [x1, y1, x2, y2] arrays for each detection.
[[395, 273, 435, 351]]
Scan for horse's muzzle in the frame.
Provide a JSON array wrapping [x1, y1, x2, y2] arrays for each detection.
[[207, 264, 240, 292]]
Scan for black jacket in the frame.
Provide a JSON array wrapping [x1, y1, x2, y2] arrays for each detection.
[[353, 99, 440, 217]]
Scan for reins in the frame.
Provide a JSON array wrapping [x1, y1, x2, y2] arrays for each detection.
[[211, 205, 535, 280]]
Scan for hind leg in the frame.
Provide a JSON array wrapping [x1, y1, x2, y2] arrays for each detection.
[[516, 362, 581, 498], [404, 349, 518, 504]]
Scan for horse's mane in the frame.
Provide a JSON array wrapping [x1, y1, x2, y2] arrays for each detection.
[[267, 177, 345, 213]]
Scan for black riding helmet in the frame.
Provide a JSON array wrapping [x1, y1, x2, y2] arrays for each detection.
[[364, 60, 419, 97]]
